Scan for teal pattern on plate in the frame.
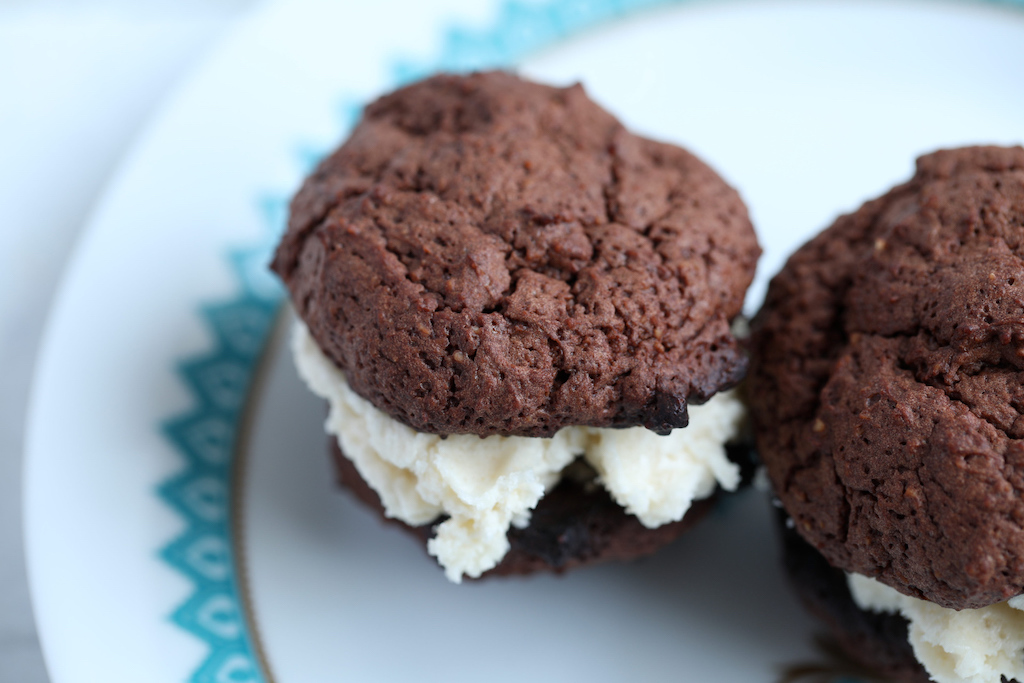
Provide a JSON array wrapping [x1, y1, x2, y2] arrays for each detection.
[[159, 199, 283, 683], [157, 0, 1024, 680]]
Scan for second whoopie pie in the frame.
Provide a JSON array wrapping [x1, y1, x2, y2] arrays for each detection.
[[750, 146, 1024, 683]]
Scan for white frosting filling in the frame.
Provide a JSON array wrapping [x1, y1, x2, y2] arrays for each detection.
[[293, 321, 744, 582], [848, 573, 1024, 683]]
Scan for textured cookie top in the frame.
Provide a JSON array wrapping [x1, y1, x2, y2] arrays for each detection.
[[749, 146, 1024, 610], [272, 72, 758, 437]]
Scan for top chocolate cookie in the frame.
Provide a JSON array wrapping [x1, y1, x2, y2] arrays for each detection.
[[272, 71, 758, 438], [749, 146, 1024, 610]]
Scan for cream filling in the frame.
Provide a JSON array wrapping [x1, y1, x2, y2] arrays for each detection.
[[848, 573, 1024, 683], [293, 321, 745, 582]]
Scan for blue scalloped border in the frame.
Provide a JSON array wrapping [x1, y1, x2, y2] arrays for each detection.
[[159, 194, 285, 683], [157, 0, 1024, 681]]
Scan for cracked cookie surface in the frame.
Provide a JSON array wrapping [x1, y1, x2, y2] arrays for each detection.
[[749, 146, 1024, 610], [273, 71, 759, 437]]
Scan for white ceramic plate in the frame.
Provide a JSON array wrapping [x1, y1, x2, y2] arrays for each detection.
[[24, 0, 1024, 681]]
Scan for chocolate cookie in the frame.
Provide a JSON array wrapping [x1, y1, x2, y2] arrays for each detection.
[[330, 440, 716, 575], [272, 71, 759, 438], [749, 146, 1024, 609]]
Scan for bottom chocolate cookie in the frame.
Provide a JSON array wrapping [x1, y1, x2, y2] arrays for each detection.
[[331, 440, 717, 577], [777, 509, 1022, 683], [777, 507, 927, 682]]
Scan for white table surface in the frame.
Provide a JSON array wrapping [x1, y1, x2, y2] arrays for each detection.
[[0, 3, 256, 679]]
